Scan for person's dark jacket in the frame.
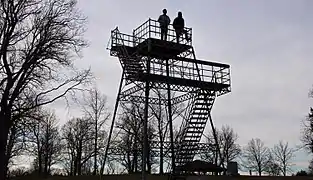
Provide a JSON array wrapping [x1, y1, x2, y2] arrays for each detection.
[[173, 17, 184, 30]]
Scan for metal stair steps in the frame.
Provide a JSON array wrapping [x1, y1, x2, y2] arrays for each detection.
[[193, 107, 209, 110], [181, 139, 199, 143], [191, 112, 208, 115], [189, 116, 206, 119], [188, 121, 206, 125], [185, 130, 203, 133], [175, 90, 216, 169], [113, 38, 145, 77], [194, 102, 211, 106], [195, 97, 214, 101]]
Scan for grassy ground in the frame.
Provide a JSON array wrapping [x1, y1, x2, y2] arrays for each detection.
[[11, 174, 313, 180]]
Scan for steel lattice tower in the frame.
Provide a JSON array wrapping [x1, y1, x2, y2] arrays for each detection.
[[103, 19, 231, 179]]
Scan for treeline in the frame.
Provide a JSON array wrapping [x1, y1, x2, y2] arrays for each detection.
[[0, 1, 92, 179], [5, 92, 307, 177], [6, 88, 110, 176]]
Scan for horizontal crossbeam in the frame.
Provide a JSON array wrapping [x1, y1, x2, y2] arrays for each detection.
[[106, 141, 216, 157]]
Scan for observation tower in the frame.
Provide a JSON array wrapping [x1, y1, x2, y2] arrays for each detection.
[[103, 18, 231, 179]]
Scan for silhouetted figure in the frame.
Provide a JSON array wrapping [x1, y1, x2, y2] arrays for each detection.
[[158, 9, 171, 41], [173, 11, 191, 43]]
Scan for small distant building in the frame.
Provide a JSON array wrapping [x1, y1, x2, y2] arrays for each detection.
[[176, 160, 226, 175], [227, 161, 239, 176]]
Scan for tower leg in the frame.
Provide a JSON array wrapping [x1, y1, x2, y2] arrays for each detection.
[[142, 39, 152, 180], [101, 72, 124, 176], [142, 79, 150, 180], [208, 112, 224, 175], [166, 58, 175, 174]]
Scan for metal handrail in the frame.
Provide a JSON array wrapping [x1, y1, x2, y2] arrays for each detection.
[[133, 18, 192, 45]]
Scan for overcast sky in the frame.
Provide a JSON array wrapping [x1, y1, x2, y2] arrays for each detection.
[[50, 0, 313, 173]]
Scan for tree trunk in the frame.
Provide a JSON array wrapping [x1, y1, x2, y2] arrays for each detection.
[[38, 152, 43, 176], [133, 143, 138, 172], [158, 122, 164, 174], [283, 166, 286, 176], [73, 157, 78, 176], [0, 113, 11, 180], [147, 142, 151, 174], [93, 130, 97, 175], [77, 150, 82, 175], [99, 158, 105, 175], [133, 134, 138, 173], [214, 148, 218, 175], [48, 155, 52, 176], [44, 128, 49, 177], [4, 126, 16, 179], [93, 109, 98, 175], [258, 167, 262, 176], [127, 150, 132, 173], [4, 152, 10, 179], [159, 141, 163, 174], [44, 152, 49, 176], [70, 151, 74, 176]]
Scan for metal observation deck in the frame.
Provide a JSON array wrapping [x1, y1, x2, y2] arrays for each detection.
[[105, 18, 231, 175], [110, 20, 230, 96]]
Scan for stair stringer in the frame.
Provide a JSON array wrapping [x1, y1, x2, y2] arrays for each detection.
[[173, 45, 219, 171], [174, 89, 216, 168]]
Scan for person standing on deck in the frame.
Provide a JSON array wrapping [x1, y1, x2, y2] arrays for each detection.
[[158, 9, 171, 41], [173, 11, 191, 43]]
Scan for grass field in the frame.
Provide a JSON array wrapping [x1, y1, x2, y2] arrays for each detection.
[[11, 174, 313, 180]]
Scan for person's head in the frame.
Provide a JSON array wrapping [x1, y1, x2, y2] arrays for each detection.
[[162, 9, 167, 15], [178, 11, 182, 17]]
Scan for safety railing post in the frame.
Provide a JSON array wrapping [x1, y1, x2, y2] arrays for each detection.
[[132, 29, 135, 47], [148, 18, 151, 39], [111, 30, 114, 47], [190, 28, 193, 45]]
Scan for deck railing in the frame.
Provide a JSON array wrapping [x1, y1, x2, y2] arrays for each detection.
[[111, 28, 135, 47], [133, 18, 192, 46], [149, 58, 230, 88], [110, 19, 193, 49]]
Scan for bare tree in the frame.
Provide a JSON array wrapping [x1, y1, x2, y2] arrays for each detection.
[[115, 109, 142, 174], [308, 159, 313, 175], [242, 138, 270, 176], [5, 118, 27, 173], [25, 109, 62, 176], [149, 90, 184, 174], [202, 125, 241, 167], [105, 160, 118, 174], [150, 91, 167, 174], [81, 87, 110, 175], [7, 166, 29, 178], [271, 140, 294, 176], [61, 117, 95, 176], [264, 153, 281, 176], [301, 107, 313, 153], [6, 104, 50, 175], [220, 126, 241, 165], [5, 97, 40, 175], [112, 101, 157, 174], [0, 1, 91, 178]]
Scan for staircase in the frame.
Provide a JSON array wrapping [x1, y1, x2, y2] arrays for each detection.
[[175, 90, 216, 169], [120, 55, 144, 80], [173, 45, 218, 170], [111, 29, 145, 80]]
